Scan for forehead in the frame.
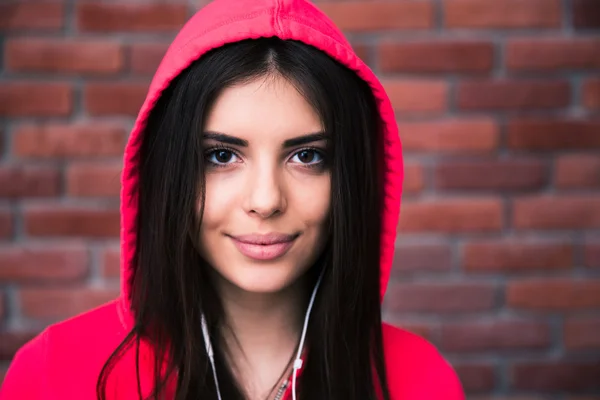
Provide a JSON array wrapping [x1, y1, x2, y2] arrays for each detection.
[[204, 75, 322, 141]]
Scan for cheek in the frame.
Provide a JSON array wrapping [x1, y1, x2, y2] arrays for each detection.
[[199, 174, 237, 228], [293, 174, 331, 225]]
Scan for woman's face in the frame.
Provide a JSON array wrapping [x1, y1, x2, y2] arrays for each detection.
[[199, 74, 330, 294]]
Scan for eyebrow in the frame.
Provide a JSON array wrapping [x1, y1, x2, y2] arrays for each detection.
[[202, 131, 327, 148], [203, 131, 248, 146]]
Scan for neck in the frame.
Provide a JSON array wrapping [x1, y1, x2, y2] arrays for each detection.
[[214, 273, 309, 399], [220, 279, 307, 352]]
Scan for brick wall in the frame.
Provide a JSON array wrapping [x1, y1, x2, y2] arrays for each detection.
[[1, 0, 599, 397]]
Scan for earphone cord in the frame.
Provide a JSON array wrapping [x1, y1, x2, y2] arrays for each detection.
[[201, 314, 223, 400], [292, 267, 325, 400], [201, 267, 326, 400]]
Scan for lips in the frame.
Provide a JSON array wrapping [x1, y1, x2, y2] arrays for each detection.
[[229, 233, 298, 261]]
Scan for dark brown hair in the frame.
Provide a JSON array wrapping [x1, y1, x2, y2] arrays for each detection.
[[98, 37, 389, 400]]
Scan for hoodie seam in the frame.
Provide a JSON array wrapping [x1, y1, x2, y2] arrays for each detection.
[[274, 0, 283, 36], [174, 9, 274, 55], [278, 15, 353, 53]]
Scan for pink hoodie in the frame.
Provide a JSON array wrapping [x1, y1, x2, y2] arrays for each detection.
[[1, 0, 465, 399]]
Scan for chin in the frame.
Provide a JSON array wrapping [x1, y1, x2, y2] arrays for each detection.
[[216, 261, 303, 295]]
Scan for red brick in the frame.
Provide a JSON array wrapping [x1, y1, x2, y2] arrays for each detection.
[[13, 124, 126, 159], [5, 38, 123, 75], [102, 247, 120, 278], [0, 246, 89, 283], [66, 162, 122, 197], [84, 82, 148, 116], [507, 118, 600, 150], [0, 82, 72, 117], [0, 4, 64, 31], [318, 1, 434, 31], [0, 210, 12, 240], [385, 282, 496, 313], [513, 195, 600, 230], [585, 240, 600, 268], [507, 279, 600, 310], [392, 243, 452, 273], [379, 41, 493, 73], [77, 3, 187, 32], [129, 43, 169, 75], [444, 0, 561, 28], [435, 159, 546, 191], [399, 198, 503, 233], [464, 240, 574, 272], [442, 320, 550, 352], [24, 206, 120, 238], [564, 317, 600, 349], [403, 163, 425, 194], [399, 118, 499, 154], [511, 361, 600, 391], [582, 78, 600, 109], [555, 155, 600, 189], [382, 80, 448, 115], [573, 0, 600, 29], [457, 80, 569, 110], [0, 166, 60, 197], [507, 38, 600, 71], [20, 287, 119, 319], [454, 364, 495, 392], [0, 331, 37, 361]]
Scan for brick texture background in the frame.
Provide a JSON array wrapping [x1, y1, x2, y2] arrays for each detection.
[[1, 0, 600, 398]]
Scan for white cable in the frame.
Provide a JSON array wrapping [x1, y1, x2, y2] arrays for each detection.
[[292, 268, 325, 400], [201, 314, 223, 400], [201, 268, 325, 400]]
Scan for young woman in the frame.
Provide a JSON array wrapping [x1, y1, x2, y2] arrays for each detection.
[[1, 0, 464, 399]]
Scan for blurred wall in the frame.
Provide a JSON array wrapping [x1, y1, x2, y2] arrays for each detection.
[[1, 0, 599, 397]]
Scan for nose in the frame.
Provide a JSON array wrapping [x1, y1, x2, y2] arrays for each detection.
[[243, 162, 286, 219]]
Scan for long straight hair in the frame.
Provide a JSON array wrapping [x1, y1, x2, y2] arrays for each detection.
[[97, 37, 390, 400]]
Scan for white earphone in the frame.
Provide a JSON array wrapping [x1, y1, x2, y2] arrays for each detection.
[[290, 268, 324, 400], [201, 313, 223, 400]]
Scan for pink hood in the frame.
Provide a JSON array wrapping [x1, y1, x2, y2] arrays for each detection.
[[1, 1, 465, 399], [116, 0, 404, 328]]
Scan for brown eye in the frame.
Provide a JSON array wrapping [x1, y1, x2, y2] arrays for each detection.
[[291, 149, 324, 165], [206, 148, 239, 166], [215, 150, 233, 163], [297, 150, 315, 163]]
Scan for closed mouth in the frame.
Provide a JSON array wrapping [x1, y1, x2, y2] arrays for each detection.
[[227, 233, 300, 260], [229, 233, 299, 245]]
